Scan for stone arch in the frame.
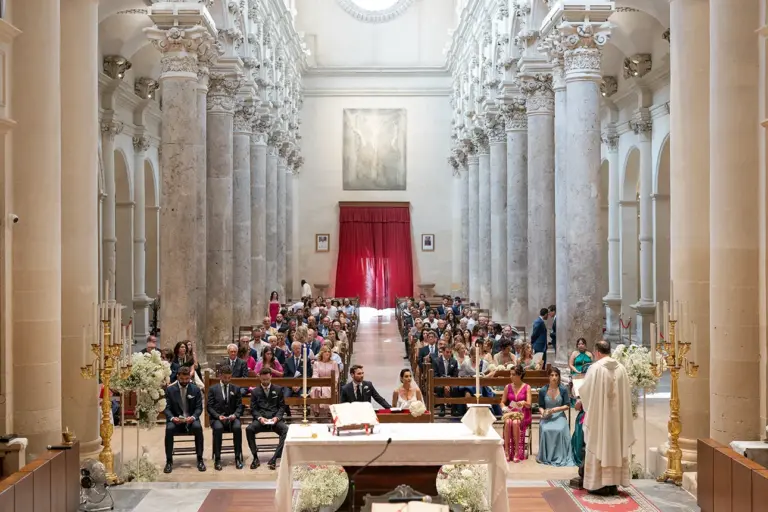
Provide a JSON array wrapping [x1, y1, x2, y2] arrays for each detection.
[[144, 158, 159, 298], [654, 135, 671, 304], [620, 147, 641, 326], [114, 149, 134, 324]]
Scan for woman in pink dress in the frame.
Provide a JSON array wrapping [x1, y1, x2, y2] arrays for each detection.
[[310, 346, 338, 416], [501, 364, 532, 463], [268, 291, 280, 324], [253, 347, 284, 377]]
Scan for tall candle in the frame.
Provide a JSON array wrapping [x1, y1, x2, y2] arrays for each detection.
[[302, 351, 307, 394], [655, 304, 660, 335], [662, 301, 668, 341], [650, 322, 656, 364], [669, 280, 674, 313], [475, 343, 480, 392], [693, 323, 698, 363]]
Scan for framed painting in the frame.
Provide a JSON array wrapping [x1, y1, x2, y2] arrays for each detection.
[[421, 234, 434, 252], [316, 234, 330, 252], [342, 108, 407, 190]]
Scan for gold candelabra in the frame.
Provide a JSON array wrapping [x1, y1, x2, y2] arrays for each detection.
[[301, 390, 309, 424], [80, 298, 131, 486], [651, 318, 698, 486]]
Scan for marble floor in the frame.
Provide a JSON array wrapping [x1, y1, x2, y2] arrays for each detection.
[[97, 309, 697, 510]]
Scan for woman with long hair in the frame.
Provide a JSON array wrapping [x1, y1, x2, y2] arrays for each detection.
[[537, 367, 574, 466], [254, 346, 284, 377], [310, 346, 338, 416], [518, 342, 541, 370], [170, 341, 192, 383], [501, 364, 532, 463], [392, 368, 423, 409], [268, 291, 280, 324]]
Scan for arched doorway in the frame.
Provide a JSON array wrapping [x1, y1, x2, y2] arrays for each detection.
[[621, 148, 641, 339], [654, 136, 671, 304], [115, 149, 133, 325]]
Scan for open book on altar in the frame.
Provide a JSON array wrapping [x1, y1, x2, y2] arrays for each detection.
[[330, 402, 379, 429], [372, 503, 448, 511]]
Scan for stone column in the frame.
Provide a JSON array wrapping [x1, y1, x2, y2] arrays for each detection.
[[488, 117, 507, 321], [602, 132, 622, 343], [286, 169, 295, 299], [233, 103, 253, 328], [503, 99, 528, 325], [250, 119, 269, 319], [12, 0, 63, 455], [265, 140, 279, 296], [61, 0, 100, 455], [100, 119, 122, 300], [552, 56, 569, 365], [145, 24, 210, 346], [630, 109, 655, 346], [521, 74, 556, 319], [559, 25, 608, 357], [460, 164, 469, 297], [276, 155, 287, 298], [132, 135, 152, 344], [205, 73, 238, 355], [451, 163, 463, 295], [195, 57, 212, 350], [475, 129, 491, 309], [467, 151, 480, 304], [709, 0, 760, 442]]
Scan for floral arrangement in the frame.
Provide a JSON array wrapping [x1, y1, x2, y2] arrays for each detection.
[[409, 400, 426, 417], [612, 344, 660, 418], [121, 447, 159, 482], [112, 350, 171, 429], [486, 363, 515, 372], [436, 464, 489, 512], [293, 464, 348, 512]]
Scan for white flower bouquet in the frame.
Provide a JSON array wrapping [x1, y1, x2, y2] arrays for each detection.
[[436, 464, 489, 512], [112, 350, 171, 429], [293, 464, 348, 512], [409, 400, 426, 417], [121, 448, 159, 482], [612, 344, 660, 418]]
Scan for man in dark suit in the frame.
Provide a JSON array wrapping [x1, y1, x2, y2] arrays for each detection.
[[417, 331, 439, 372], [163, 366, 206, 473], [549, 304, 557, 355], [436, 296, 451, 318], [340, 365, 391, 408], [531, 307, 550, 366], [245, 367, 288, 470], [207, 366, 244, 470], [139, 335, 157, 354], [452, 296, 464, 316], [434, 345, 459, 416], [222, 343, 249, 378], [270, 313, 287, 332]]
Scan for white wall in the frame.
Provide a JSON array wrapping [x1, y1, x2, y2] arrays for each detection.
[[297, 72, 453, 296], [296, 0, 455, 68]]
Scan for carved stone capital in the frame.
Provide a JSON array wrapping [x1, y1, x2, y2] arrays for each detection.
[[485, 113, 506, 144], [471, 127, 489, 155], [251, 132, 268, 146], [133, 135, 151, 153], [629, 109, 653, 136], [601, 76, 618, 97], [253, 113, 274, 135], [497, 0, 509, 19], [101, 121, 124, 141], [501, 98, 528, 132], [207, 73, 242, 114], [146, 26, 210, 77], [460, 138, 477, 157], [519, 74, 554, 115], [601, 132, 619, 152], [234, 103, 257, 133], [135, 77, 159, 100], [103, 55, 132, 80]]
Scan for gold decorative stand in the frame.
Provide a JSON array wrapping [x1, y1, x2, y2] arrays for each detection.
[[651, 318, 698, 486], [80, 297, 130, 486]]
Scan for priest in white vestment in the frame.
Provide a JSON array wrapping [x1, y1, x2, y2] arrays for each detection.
[[575, 340, 635, 496]]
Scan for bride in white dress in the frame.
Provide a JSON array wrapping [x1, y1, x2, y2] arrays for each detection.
[[392, 368, 424, 409]]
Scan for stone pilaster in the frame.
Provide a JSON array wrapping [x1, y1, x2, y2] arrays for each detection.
[[265, 136, 279, 297], [233, 102, 254, 328], [205, 71, 239, 356], [251, 116, 270, 319], [450, 158, 463, 296], [467, 147, 480, 304], [474, 127, 492, 309], [286, 168, 295, 299], [100, 119, 122, 300], [460, 158, 469, 298], [276, 145, 289, 298], [503, 98, 528, 325], [132, 135, 152, 344], [520, 74, 556, 320], [145, 24, 211, 347], [488, 113, 508, 320], [602, 132, 622, 343], [560, 21, 609, 356]]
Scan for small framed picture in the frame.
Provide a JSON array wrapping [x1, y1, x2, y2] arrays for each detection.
[[316, 234, 330, 252], [421, 234, 435, 252]]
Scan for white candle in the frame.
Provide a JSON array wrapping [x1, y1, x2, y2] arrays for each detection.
[[302, 350, 307, 393], [655, 304, 660, 335], [669, 280, 674, 313], [650, 322, 656, 364], [693, 323, 698, 363], [662, 301, 668, 342], [82, 326, 87, 367], [475, 343, 480, 392]]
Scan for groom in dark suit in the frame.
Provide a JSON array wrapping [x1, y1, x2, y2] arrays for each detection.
[[340, 365, 391, 409], [245, 367, 288, 470], [163, 366, 206, 473], [206, 366, 244, 470]]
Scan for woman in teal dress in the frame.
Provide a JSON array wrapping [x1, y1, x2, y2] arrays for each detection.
[[537, 367, 575, 466], [568, 338, 593, 375]]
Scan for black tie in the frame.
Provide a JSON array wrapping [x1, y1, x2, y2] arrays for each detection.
[[224, 384, 228, 404], [356, 384, 363, 401]]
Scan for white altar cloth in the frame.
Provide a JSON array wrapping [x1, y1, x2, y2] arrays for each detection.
[[275, 422, 509, 512]]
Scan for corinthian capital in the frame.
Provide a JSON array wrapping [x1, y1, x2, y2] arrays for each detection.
[[145, 25, 210, 76], [501, 98, 527, 132], [519, 74, 554, 115], [629, 109, 652, 136], [207, 72, 243, 114], [471, 126, 489, 155], [234, 103, 257, 133], [133, 135, 151, 153], [485, 112, 506, 144], [559, 22, 610, 78], [601, 132, 619, 152], [101, 121, 123, 140], [135, 77, 159, 100]]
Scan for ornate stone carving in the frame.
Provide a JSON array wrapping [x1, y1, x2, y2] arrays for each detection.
[[519, 74, 554, 115], [471, 126, 489, 154], [160, 55, 197, 75], [501, 97, 527, 131], [629, 109, 652, 135], [452, 146, 467, 168], [335, 0, 416, 24], [601, 132, 619, 151], [623, 54, 652, 79], [497, 0, 509, 19], [133, 135, 151, 153], [234, 103, 257, 133], [460, 138, 477, 156], [198, 32, 223, 73], [103, 55, 132, 80], [600, 76, 618, 97], [135, 77, 159, 100], [148, 26, 208, 56], [101, 121, 124, 140], [485, 113, 506, 144], [207, 73, 242, 113], [218, 27, 244, 50], [117, 9, 148, 15], [558, 22, 610, 76]]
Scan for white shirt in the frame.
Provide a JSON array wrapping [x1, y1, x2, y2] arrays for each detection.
[[302, 282, 312, 297]]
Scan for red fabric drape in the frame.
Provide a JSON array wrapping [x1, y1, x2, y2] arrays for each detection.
[[334, 206, 413, 309]]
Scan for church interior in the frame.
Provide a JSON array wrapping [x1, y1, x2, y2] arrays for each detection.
[[0, 0, 765, 511]]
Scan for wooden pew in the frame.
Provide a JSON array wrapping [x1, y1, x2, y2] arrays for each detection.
[[0, 441, 80, 512], [697, 437, 768, 512]]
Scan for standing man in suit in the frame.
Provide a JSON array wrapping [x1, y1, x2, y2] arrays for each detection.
[[417, 330, 439, 372], [436, 296, 450, 318], [163, 366, 206, 473], [207, 366, 244, 471], [452, 296, 464, 316], [434, 345, 459, 417], [531, 307, 550, 366], [245, 367, 288, 470], [340, 365, 391, 408], [222, 343, 249, 378], [548, 304, 557, 356]]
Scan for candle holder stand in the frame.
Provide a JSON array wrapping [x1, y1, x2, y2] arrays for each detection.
[[651, 319, 698, 486], [301, 391, 309, 425]]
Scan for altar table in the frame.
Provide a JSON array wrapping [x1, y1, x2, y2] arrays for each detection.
[[275, 422, 508, 512]]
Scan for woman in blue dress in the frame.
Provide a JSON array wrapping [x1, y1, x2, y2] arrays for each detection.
[[537, 367, 575, 466]]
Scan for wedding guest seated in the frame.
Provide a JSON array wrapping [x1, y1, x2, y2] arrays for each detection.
[[254, 346, 284, 377], [323, 339, 344, 373], [283, 341, 312, 404], [140, 335, 158, 354], [459, 343, 502, 416], [569, 338, 593, 376], [206, 366, 244, 470], [271, 312, 288, 332], [493, 339, 517, 368], [537, 367, 575, 467], [245, 367, 288, 470], [501, 364, 532, 463], [275, 332, 291, 362], [340, 365, 391, 408], [163, 367, 206, 473], [222, 343, 249, 378], [249, 327, 269, 359], [518, 342, 542, 371], [342, 298, 354, 316], [238, 344, 257, 377], [170, 341, 194, 383], [310, 346, 338, 416], [434, 344, 459, 417], [392, 368, 423, 408]]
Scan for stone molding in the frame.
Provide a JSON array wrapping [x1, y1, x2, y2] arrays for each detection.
[[601, 132, 619, 151], [251, 132, 268, 146], [501, 98, 528, 132], [133, 135, 151, 153], [467, 154, 480, 166], [267, 145, 279, 157], [234, 103, 257, 133], [335, 0, 416, 23], [623, 53, 652, 79], [101, 121, 124, 141], [520, 74, 554, 115]]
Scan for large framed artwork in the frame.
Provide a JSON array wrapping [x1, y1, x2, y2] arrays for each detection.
[[342, 108, 407, 190]]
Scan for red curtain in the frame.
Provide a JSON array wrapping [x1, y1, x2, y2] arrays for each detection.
[[334, 206, 413, 309]]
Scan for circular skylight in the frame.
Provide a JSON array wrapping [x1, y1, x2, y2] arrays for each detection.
[[337, 0, 415, 23]]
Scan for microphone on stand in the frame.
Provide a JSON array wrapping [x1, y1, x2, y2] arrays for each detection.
[[349, 438, 392, 512]]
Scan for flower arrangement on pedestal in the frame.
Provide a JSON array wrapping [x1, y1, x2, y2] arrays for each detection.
[[293, 464, 348, 512], [113, 350, 170, 428], [409, 400, 426, 417], [436, 464, 489, 512], [611, 344, 660, 418]]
